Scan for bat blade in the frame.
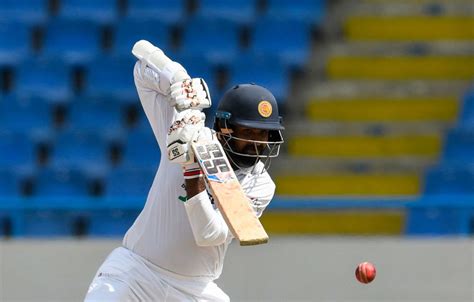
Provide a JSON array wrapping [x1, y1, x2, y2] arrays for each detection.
[[191, 140, 269, 246]]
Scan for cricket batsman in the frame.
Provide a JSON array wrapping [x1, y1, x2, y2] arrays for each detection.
[[84, 40, 284, 301]]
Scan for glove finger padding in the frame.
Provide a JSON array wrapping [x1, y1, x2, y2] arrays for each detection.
[[167, 109, 206, 165], [195, 126, 214, 142], [169, 78, 211, 111]]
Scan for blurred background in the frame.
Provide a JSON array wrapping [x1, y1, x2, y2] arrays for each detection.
[[0, 0, 473, 301]]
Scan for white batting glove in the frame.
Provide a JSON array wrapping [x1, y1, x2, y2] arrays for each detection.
[[132, 40, 190, 95], [167, 109, 206, 165], [169, 78, 211, 111]]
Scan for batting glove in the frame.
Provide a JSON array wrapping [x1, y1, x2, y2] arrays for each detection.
[[169, 78, 211, 111], [167, 109, 206, 165]]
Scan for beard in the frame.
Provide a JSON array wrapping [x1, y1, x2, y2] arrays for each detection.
[[224, 140, 262, 169], [226, 151, 258, 169]]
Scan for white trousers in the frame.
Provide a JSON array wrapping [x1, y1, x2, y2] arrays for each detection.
[[84, 247, 229, 302]]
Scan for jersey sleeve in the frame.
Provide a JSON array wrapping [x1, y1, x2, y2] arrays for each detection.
[[245, 172, 276, 218], [133, 60, 177, 152], [183, 191, 230, 246]]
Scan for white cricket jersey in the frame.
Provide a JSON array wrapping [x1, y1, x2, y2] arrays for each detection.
[[122, 61, 276, 281]]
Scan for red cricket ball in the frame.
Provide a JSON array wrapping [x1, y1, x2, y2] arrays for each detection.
[[355, 262, 376, 284]]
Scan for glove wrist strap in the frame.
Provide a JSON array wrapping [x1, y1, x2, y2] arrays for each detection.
[[183, 162, 203, 179]]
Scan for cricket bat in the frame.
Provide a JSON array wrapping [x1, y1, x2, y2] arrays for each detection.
[[191, 140, 269, 246]]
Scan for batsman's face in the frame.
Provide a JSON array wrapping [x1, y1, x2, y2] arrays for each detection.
[[231, 126, 269, 155]]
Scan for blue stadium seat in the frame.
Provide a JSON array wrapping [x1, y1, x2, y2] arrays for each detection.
[[0, 133, 36, 170], [83, 56, 137, 103], [126, 0, 186, 24], [442, 127, 474, 164], [250, 17, 312, 68], [104, 166, 155, 198], [113, 19, 172, 57], [180, 18, 240, 65], [460, 87, 474, 127], [0, 96, 52, 140], [228, 55, 290, 103], [42, 19, 102, 64], [50, 131, 110, 175], [172, 54, 217, 90], [265, 0, 325, 25], [15, 59, 73, 103], [424, 166, 474, 194], [66, 98, 125, 142], [195, 0, 256, 24], [0, 22, 30, 65], [0, 0, 48, 25], [0, 209, 16, 237], [87, 208, 141, 237], [122, 128, 161, 169], [57, 0, 118, 24], [21, 210, 79, 237], [0, 169, 22, 197], [34, 167, 91, 197]]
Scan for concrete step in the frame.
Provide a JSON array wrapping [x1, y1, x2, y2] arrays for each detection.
[[275, 172, 420, 196], [342, 0, 474, 17], [288, 134, 441, 158], [327, 55, 474, 80], [271, 156, 435, 174], [328, 41, 474, 56], [305, 97, 459, 122], [284, 121, 451, 136], [345, 16, 474, 41], [300, 80, 470, 101]]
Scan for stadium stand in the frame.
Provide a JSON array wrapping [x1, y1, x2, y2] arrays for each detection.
[[125, 0, 187, 25], [265, 0, 325, 26], [113, 18, 173, 56], [33, 167, 92, 198], [0, 0, 49, 25], [194, 0, 257, 25], [56, 0, 118, 25], [0, 169, 22, 198], [42, 19, 103, 65], [82, 56, 137, 103], [249, 17, 312, 69], [0, 133, 36, 171], [104, 166, 156, 199], [1, 0, 474, 237], [14, 59, 73, 102], [65, 97, 125, 142], [0, 96, 52, 139], [49, 130, 111, 177], [0, 22, 31, 65], [180, 17, 240, 65]]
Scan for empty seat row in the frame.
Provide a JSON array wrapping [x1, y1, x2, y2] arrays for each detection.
[[1, 54, 290, 103], [460, 86, 474, 126], [0, 0, 325, 26], [0, 208, 142, 237], [0, 166, 157, 199], [0, 16, 312, 69], [0, 127, 160, 170], [424, 165, 474, 194], [441, 126, 474, 164]]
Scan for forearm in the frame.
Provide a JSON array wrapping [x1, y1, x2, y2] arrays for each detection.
[[183, 190, 229, 246], [184, 177, 207, 199]]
